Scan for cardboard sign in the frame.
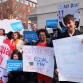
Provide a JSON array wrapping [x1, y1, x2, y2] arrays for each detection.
[[46, 19, 58, 28], [7, 60, 23, 71], [23, 46, 54, 78], [53, 35, 83, 82], [23, 31, 38, 44], [0, 43, 11, 83], [10, 21, 24, 31], [57, 2, 79, 22]]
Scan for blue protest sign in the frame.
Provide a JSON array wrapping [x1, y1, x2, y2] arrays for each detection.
[[23, 31, 38, 44], [10, 21, 24, 31], [46, 19, 58, 28], [7, 60, 23, 71]]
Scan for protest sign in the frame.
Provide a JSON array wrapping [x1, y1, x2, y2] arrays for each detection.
[[23, 46, 54, 78], [0, 19, 24, 33], [7, 60, 23, 71], [46, 19, 58, 28], [0, 36, 5, 45], [57, 2, 79, 22], [23, 31, 38, 44], [0, 43, 11, 83], [53, 35, 83, 82], [10, 21, 24, 31]]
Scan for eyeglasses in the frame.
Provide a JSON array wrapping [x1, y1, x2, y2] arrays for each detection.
[[39, 34, 46, 37]]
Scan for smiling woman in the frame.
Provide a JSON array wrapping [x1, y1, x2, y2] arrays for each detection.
[[54, 14, 83, 83]]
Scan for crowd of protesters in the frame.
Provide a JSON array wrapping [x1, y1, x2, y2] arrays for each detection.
[[0, 14, 83, 83]]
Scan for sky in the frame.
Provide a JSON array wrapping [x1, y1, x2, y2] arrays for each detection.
[[31, 0, 37, 3]]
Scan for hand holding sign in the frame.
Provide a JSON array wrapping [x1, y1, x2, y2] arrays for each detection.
[[7, 60, 23, 71], [23, 31, 38, 44]]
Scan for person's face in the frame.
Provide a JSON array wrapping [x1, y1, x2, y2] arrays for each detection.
[[13, 54, 19, 60], [39, 32, 46, 42], [32, 24, 37, 31], [13, 33, 18, 40], [0, 30, 4, 36], [65, 20, 76, 32]]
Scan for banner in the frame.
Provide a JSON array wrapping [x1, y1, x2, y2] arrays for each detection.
[[0, 43, 11, 83], [7, 60, 23, 71], [23, 46, 54, 78], [53, 35, 83, 82], [57, 2, 79, 22], [46, 19, 58, 28], [23, 31, 38, 44]]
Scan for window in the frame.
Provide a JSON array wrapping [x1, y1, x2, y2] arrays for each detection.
[[33, 3, 36, 7], [80, 26, 83, 32], [28, 8, 30, 12], [29, 2, 33, 6], [25, 1, 29, 5]]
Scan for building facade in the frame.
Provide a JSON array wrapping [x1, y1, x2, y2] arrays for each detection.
[[29, 0, 83, 32], [0, 0, 37, 28]]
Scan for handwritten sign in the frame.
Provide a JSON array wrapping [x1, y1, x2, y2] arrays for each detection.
[[23, 31, 38, 44], [0, 43, 11, 83], [23, 46, 54, 78], [7, 60, 22, 71], [57, 2, 79, 22], [53, 35, 83, 82], [46, 19, 58, 28]]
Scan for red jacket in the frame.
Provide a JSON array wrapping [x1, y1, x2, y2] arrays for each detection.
[[3, 39, 16, 51]]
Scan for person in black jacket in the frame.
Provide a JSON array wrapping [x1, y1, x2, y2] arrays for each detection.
[[59, 20, 80, 33], [8, 50, 27, 83], [54, 14, 83, 83], [59, 14, 82, 38]]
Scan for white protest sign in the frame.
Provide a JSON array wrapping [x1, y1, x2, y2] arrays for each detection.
[[0, 19, 14, 33], [0, 43, 11, 83], [23, 46, 54, 78], [57, 2, 79, 22], [0, 36, 5, 45], [0, 19, 24, 33], [53, 35, 83, 83]]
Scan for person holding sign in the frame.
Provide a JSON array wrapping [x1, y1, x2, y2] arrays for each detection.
[[3, 31, 16, 53], [31, 23, 38, 44], [24, 23, 38, 45], [54, 14, 83, 83], [31, 23, 38, 32], [8, 50, 27, 83], [35, 29, 53, 83]]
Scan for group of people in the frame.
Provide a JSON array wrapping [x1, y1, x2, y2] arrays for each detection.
[[0, 14, 83, 83]]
